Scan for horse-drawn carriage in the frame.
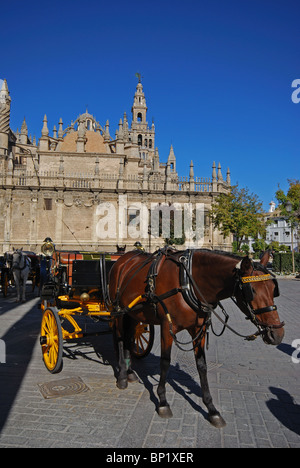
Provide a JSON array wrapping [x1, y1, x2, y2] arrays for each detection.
[[1, 250, 40, 300], [38, 240, 284, 427], [38, 239, 154, 374]]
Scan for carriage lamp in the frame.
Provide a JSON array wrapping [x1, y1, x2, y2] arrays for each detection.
[[41, 238, 55, 256]]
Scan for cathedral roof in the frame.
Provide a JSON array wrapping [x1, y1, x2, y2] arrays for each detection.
[[60, 130, 106, 153]]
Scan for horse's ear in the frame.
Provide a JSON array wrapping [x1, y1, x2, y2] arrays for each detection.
[[240, 256, 253, 274], [260, 250, 270, 266], [20, 247, 23, 251]]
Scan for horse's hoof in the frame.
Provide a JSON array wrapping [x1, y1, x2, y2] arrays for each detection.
[[157, 405, 173, 419], [127, 371, 139, 383], [116, 378, 128, 390], [208, 413, 226, 428]]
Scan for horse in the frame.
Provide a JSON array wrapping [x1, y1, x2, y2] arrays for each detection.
[[108, 248, 284, 428], [11, 248, 31, 302]]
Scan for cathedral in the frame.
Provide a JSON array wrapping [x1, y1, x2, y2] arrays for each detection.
[[0, 77, 231, 253]]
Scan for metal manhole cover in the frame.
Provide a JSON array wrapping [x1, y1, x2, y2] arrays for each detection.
[[38, 376, 90, 399]]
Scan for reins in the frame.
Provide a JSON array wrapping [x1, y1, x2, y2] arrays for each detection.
[[177, 256, 264, 342]]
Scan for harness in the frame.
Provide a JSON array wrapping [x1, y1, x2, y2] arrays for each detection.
[[233, 262, 282, 330], [12, 253, 31, 271], [113, 248, 284, 350]]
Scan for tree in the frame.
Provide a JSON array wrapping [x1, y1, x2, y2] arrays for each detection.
[[210, 185, 265, 250], [252, 238, 268, 254], [275, 179, 300, 222], [275, 179, 300, 252]]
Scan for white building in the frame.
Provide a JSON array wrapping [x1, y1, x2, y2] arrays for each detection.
[[265, 201, 298, 252]]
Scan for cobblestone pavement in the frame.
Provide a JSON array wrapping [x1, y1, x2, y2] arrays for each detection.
[[0, 279, 299, 448]]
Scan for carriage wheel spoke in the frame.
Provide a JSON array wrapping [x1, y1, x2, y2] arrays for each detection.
[[40, 308, 63, 373]]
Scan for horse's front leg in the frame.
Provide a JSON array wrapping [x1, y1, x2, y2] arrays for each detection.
[[13, 273, 20, 302], [21, 274, 27, 302], [157, 320, 173, 418], [195, 335, 226, 428], [114, 315, 138, 389], [113, 316, 128, 390]]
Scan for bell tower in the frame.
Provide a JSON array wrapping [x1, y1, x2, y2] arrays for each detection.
[[131, 77, 148, 131], [129, 76, 155, 160]]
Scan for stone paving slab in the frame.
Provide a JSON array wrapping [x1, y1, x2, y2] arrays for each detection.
[[0, 279, 299, 448]]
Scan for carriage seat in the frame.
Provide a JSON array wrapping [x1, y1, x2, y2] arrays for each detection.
[[69, 256, 115, 302]]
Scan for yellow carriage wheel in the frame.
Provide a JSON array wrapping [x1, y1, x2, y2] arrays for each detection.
[[132, 322, 154, 359], [40, 307, 63, 373]]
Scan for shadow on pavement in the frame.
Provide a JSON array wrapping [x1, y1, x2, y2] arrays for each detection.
[[64, 332, 207, 421], [0, 297, 40, 433], [266, 387, 300, 436]]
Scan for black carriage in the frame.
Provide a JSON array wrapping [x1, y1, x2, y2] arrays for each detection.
[[0, 255, 10, 297]]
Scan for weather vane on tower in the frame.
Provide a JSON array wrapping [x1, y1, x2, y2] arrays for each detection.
[[135, 72, 143, 83]]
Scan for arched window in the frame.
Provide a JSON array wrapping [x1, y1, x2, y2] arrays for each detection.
[[137, 113, 143, 122], [144, 138, 147, 147], [149, 139, 152, 148], [138, 134, 142, 146]]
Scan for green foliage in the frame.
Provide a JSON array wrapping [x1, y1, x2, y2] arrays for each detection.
[[276, 179, 300, 227], [210, 185, 265, 250], [241, 244, 250, 255], [232, 241, 238, 253], [273, 252, 300, 273], [267, 241, 289, 253], [252, 239, 268, 253]]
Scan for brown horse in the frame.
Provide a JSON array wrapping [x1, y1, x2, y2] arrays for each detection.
[[108, 248, 284, 428]]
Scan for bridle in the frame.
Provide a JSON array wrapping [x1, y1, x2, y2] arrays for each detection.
[[12, 251, 29, 271], [177, 254, 285, 344], [232, 264, 285, 337]]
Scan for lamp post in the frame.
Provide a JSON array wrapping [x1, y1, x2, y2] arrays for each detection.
[[286, 201, 295, 274]]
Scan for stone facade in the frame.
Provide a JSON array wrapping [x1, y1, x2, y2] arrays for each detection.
[[0, 78, 232, 253]]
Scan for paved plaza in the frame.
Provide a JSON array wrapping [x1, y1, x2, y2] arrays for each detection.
[[0, 278, 299, 448]]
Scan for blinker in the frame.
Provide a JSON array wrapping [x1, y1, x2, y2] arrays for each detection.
[[240, 273, 280, 302], [242, 283, 254, 302]]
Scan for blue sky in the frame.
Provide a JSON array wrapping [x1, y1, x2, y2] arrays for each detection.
[[1, 0, 299, 210]]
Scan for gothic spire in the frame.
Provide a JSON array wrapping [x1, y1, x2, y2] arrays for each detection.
[[41, 114, 49, 137]]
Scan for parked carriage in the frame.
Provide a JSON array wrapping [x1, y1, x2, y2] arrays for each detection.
[[0, 255, 10, 297], [39, 240, 154, 373], [1, 250, 40, 299]]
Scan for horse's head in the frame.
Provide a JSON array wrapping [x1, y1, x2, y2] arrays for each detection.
[[235, 252, 284, 345], [12, 248, 24, 270]]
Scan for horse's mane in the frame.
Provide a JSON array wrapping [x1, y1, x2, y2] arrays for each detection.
[[179, 249, 243, 261], [197, 249, 243, 261]]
